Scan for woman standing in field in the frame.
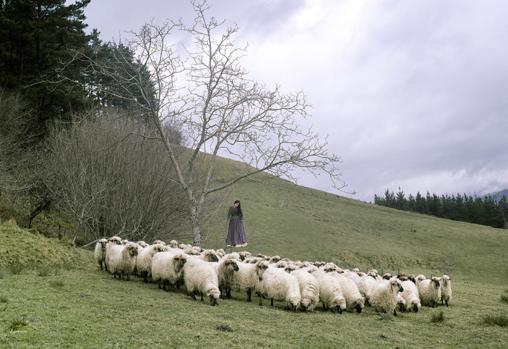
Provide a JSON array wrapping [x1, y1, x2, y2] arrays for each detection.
[[226, 200, 248, 248]]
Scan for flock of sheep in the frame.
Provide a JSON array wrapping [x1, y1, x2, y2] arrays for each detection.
[[94, 236, 452, 314]]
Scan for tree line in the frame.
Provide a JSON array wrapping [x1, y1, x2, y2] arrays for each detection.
[[374, 189, 508, 229]]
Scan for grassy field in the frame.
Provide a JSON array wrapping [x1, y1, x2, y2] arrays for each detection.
[[1, 163, 508, 348]]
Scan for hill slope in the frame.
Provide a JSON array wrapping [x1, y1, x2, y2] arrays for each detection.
[[204, 159, 508, 284]]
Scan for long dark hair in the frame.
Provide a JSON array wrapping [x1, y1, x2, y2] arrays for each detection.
[[234, 200, 243, 216]]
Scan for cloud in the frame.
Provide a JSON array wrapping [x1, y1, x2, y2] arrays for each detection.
[[85, 0, 508, 200]]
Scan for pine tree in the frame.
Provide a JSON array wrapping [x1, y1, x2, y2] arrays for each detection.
[[0, 0, 92, 141]]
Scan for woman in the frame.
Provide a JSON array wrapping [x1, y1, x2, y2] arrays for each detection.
[[226, 200, 248, 248]]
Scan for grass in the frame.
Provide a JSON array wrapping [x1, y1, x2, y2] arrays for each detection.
[[0, 159, 507, 347], [0, 295, 8, 303], [0, 269, 507, 348], [482, 314, 508, 327], [7, 318, 28, 332]]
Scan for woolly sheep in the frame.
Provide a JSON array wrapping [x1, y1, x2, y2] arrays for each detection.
[[151, 252, 187, 290], [94, 238, 108, 271], [238, 251, 252, 261], [153, 239, 166, 245], [168, 240, 179, 248], [310, 269, 346, 313], [370, 278, 404, 315], [417, 277, 441, 307], [106, 242, 139, 280], [104, 236, 123, 270], [400, 279, 421, 312], [357, 273, 377, 305], [255, 261, 301, 311], [199, 249, 219, 262], [332, 273, 365, 313], [215, 258, 240, 299], [291, 269, 320, 311], [136, 243, 167, 282], [136, 241, 148, 248], [183, 258, 221, 306], [231, 261, 261, 301], [440, 275, 452, 306]]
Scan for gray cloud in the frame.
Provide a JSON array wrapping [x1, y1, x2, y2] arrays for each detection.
[[85, 0, 508, 200]]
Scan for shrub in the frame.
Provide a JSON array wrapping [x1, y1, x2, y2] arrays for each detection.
[[482, 314, 508, 327], [430, 310, 445, 323], [49, 280, 64, 288], [8, 318, 28, 331]]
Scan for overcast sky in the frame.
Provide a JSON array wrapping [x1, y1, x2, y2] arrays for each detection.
[[85, 0, 508, 201]]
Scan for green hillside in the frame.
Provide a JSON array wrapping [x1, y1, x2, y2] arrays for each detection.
[[1, 162, 507, 348], [205, 160, 508, 284]]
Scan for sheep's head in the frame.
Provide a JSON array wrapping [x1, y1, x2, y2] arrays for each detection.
[[353, 298, 365, 313], [323, 263, 338, 273], [169, 240, 179, 248], [202, 250, 219, 262], [152, 244, 167, 253], [136, 241, 148, 248], [411, 300, 421, 313], [224, 259, 239, 272], [331, 296, 346, 314], [216, 249, 225, 258], [238, 251, 251, 261], [269, 255, 281, 263], [208, 288, 220, 306], [352, 267, 360, 273], [287, 297, 300, 311], [431, 277, 441, 289], [255, 260, 269, 281], [99, 238, 108, 249], [173, 254, 187, 273], [382, 273, 392, 280], [275, 260, 288, 269], [126, 243, 138, 257], [153, 240, 166, 246], [108, 236, 122, 245], [441, 274, 451, 287], [284, 264, 296, 273], [390, 278, 404, 293]]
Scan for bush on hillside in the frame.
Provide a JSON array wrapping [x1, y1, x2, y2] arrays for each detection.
[[42, 114, 189, 243]]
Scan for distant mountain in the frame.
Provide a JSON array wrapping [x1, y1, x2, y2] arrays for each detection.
[[484, 189, 508, 202]]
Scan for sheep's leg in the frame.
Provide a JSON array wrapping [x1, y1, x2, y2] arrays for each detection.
[[226, 287, 232, 299], [143, 272, 148, 283], [189, 291, 197, 300], [445, 299, 449, 307], [270, 298, 274, 307], [99, 262, 103, 271], [200, 292, 204, 302], [246, 288, 252, 302], [393, 309, 398, 316], [258, 296, 263, 306]]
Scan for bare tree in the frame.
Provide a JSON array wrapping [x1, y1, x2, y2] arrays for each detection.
[[80, 1, 343, 245]]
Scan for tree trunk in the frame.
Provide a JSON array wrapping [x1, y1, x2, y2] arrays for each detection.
[[190, 205, 202, 246]]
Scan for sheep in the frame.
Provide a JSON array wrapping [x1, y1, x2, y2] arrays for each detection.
[[396, 292, 407, 312], [199, 249, 219, 262], [136, 243, 167, 282], [370, 278, 404, 316], [231, 261, 261, 302], [168, 240, 179, 248], [238, 251, 252, 261], [215, 248, 225, 258], [183, 258, 221, 306], [417, 277, 442, 307], [224, 252, 241, 261], [440, 275, 452, 306], [331, 273, 365, 313], [244, 257, 262, 264], [268, 255, 281, 263], [215, 258, 240, 299], [94, 238, 108, 271], [136, 241, 148, 248], [400, 279, 421, 312], [106, 242, 139, 280], [255, 261, 301, 311], [382, 273, 392, 280], [310, 269, 346, 313], [291, 269, 320, 311], [357, 273, 378, 305], [153, 239, 166, 246], [104, 236, 123, 270], [274, 260, 289, 269], [151, 252, 187, 291]]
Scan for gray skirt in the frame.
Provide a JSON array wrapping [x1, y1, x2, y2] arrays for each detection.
[[226, 217, 247, 247]]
